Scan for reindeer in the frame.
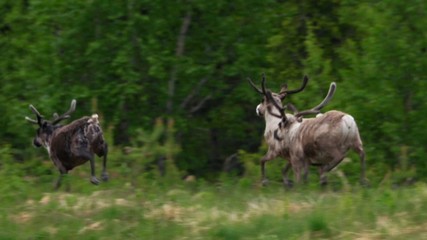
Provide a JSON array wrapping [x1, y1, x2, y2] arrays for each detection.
[[248, 74, 367, 187], [25, 99, 109, 189]]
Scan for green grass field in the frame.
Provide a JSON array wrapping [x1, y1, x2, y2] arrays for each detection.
[[1, 173, 427, 240]]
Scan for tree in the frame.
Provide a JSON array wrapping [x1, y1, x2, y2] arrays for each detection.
[[338, 0, 427, 180]]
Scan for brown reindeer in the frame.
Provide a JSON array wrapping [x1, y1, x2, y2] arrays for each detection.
[[248, 74, 367, 187], [26, 99, 108, 189]]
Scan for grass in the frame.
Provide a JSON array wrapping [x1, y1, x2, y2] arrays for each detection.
[[1, 175, 427, 240]]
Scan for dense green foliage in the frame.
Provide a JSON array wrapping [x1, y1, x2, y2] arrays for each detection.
[[1, 1, 427, 238], [1, 0, 426, 185]]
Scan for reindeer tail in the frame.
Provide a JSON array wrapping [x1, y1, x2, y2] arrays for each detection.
[[87, 114, 99, 124], [85, 114, 106, 156]]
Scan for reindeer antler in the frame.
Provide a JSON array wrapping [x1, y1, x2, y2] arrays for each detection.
[[294, 82, 336, 119], [52, 99, 76, 125], [265, 91, 285, 116], [260, 75, 288, 122], [25, 116, 39, 124], [26, 100, 77, 126], [279, 75, 309, 100], [247, 73, 268, 95], [247, 77, 263, 94], [25, 104, 44, 125]]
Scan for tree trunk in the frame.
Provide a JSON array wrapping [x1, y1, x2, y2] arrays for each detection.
[[166, 10, 192, 114]]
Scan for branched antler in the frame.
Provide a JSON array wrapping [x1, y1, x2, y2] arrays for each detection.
[[278, 75, 309, 100], [25, 104, 44, 125], [294, 82, 336, 119], [247, 73, 270, 96], [26, 99, 77, 126], [52, 99, 76, 125]]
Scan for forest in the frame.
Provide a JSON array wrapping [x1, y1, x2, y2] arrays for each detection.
[[1, 0, 427, 238]]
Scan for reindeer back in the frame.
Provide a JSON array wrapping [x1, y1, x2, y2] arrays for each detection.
[[50, 115, 106, 170]]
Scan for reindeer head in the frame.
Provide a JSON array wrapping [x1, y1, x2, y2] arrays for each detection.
[[248, 74, 308, 119], [249, 74, 337, 127], [25, 100, 76, 148]]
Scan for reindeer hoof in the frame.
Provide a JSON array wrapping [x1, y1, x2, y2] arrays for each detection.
[[90, 176, 100, 185], [101, 172, 109, 182]]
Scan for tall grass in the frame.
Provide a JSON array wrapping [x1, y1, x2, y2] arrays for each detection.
[[1, 177, 427, 239]]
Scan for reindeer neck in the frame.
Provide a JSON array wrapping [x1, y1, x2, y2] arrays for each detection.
[[264, 112, 282, 136], [42, 124, 63, 150], [42, 135, 53, 155], [271, 114, 301, 142]]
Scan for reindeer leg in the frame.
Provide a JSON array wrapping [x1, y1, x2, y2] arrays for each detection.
[[78, 147, 100, 185], [55, 171, 70, 190], [355, 145, 368, 186], [260, 156, 269, 186], [324, 157, 345, 172], [318, 166, 328, 186], [290, 153, 307, 185], [302, 162, 309, 184], [282, 162, 293, 188], [101, 155, 109, 182], [100, 143, 109, 182], [292, 158, 304, 185], [322, 149, 346, 173], [293, 163, 309, 185], [89, 157, 100, 185], [55, 174, 63, 190], [52, 156, 67, 190], [260, 151, 275, 186], [318, 152, 345, 186]]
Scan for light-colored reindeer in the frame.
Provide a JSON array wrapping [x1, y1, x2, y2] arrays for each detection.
[[248, 74, 367, 187]]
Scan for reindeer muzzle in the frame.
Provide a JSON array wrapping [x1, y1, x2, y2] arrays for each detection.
[[256, 105, 263, 117], [33, 138, 42, 148]]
